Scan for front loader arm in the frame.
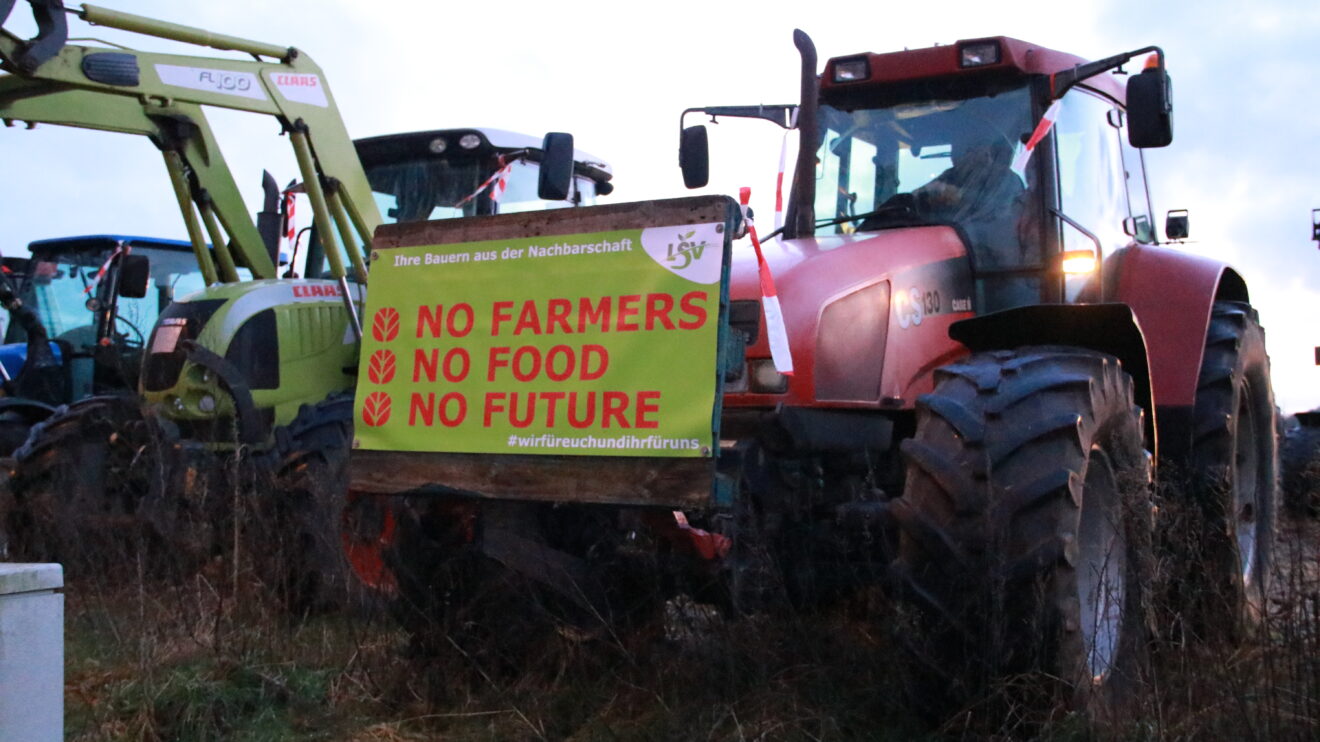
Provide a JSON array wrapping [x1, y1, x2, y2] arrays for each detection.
[[1, 1, 380, 287]]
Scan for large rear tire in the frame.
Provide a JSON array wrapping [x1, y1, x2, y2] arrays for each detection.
[[1187, 301, 1277, 631], [892, 347, 1152, 718], [1281, 417, 1319, 516], [6, 396, 189, 573], [252, 393, 369, 614]]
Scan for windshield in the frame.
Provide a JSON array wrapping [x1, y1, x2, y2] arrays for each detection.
[[23, 255, 95, 342], [813, 84, 1038, 267], [368, 157, 485, 222], [366, 156, 598, 224]]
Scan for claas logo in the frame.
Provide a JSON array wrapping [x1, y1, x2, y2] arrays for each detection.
[[292, 284, 342, 298]]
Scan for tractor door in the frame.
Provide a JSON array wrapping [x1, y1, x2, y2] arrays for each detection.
[[1049, 89, 1159, 302]]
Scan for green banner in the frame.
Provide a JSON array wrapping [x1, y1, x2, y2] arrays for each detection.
[[353, 223, 728, 458]]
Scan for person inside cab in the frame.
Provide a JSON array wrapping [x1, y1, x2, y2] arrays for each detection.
[[914, 133, 1023, 224]]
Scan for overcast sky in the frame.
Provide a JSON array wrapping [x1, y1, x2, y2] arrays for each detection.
[[3, 0, 1317, 412]]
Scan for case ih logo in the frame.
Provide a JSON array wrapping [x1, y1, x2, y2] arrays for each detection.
[[292, 284, 342, 298], [361, 392, 392, 427], [367, 349, 397, 384], [372, 307, 400, 342]]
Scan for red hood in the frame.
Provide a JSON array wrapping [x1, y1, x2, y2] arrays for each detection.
[[726, 226, 971, 409], [730, 226, 968, 333]]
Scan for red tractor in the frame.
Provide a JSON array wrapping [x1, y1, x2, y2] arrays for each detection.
[[347, 32, 1277, 716], [674, 32, 1275, 710]]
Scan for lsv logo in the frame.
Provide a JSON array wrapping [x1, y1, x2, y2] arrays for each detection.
[[666, 231, 708, 269], [642, 223, 722, 285]]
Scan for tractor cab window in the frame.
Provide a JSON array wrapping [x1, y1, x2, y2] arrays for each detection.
[[367, 157, 485, 223], [493, 160, 600, 215], [366, 155, 596, 224], [24, 256, 97, 346], [16, 247, 225, 352], [813, 84, 1039, 272], [1053, 90, 1132, 257], [127, 246, 240, 327], [1118, 119, 1156, 244]]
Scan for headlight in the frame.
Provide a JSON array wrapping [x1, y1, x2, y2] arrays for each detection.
[[1061, 249, 1098, 274], [833, 57, 870, 82], [427, 137, 447, 154], [958, 41, 1001, 68], [458, 134, 482, 150], [750, 360, 789, 394]]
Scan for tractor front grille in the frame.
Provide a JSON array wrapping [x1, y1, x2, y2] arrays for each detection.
[[141, 299, 225, 392]]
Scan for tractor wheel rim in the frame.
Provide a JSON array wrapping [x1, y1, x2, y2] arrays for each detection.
[[1078, 446, 1126, 684], [1234, 389, 1260, 589]]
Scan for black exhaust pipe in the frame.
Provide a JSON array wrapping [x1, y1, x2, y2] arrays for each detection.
[[785, 29, 819, 240], [256, 170, 283, 266]]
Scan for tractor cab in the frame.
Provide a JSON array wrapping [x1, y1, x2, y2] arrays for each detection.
[[680, 34, 1176, 408], [810, 39, 1169, 310], [683, 36, 1173, 314], [2, 235, 215, 399], [357, 128, 613, 221], [296, 128, 614, 280]]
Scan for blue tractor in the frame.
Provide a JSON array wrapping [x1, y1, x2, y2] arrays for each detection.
[[0, 235, 210, 555], [0, 234, 211, 425]]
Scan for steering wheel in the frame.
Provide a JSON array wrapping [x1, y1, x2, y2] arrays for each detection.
[[857, 192, 919, 231], [113, 314, 145, 350]]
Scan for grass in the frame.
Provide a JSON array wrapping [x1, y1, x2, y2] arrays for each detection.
[[56, 464, 1320, 740]]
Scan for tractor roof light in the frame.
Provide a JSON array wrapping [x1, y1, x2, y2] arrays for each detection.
[[427, 137, 447, 154], [458, 133, 482, 150], [833, 57, 870, 83], [1061, 249, 1098, 274], [958, 41, 1001, 68]]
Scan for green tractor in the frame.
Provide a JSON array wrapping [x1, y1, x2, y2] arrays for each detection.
[[1, 2, 609, 581]]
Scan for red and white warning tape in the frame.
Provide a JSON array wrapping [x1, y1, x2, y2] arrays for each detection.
[[283, 189, 297, 248], [489, 163, 509, 203], [773, 107, 800, 237], [456, 156, 514, 207], [1011, 99, 1063, 174], [84, 242, 129, 295], [740, 187, 793, 375]]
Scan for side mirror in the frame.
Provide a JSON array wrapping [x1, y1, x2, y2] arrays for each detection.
[[537, 132, 575, 202], [116, 254, 151, 298], [679, 125, 710, 189], [1126, 66, 1173, 148], [1165, 209, 1189, 241]]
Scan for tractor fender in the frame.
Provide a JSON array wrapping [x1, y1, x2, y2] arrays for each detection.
[[1110, 245, 1248, 463], [0, 396, 55, 424], [11, 393, 136, 460], [948, 303, 1157, 457]]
